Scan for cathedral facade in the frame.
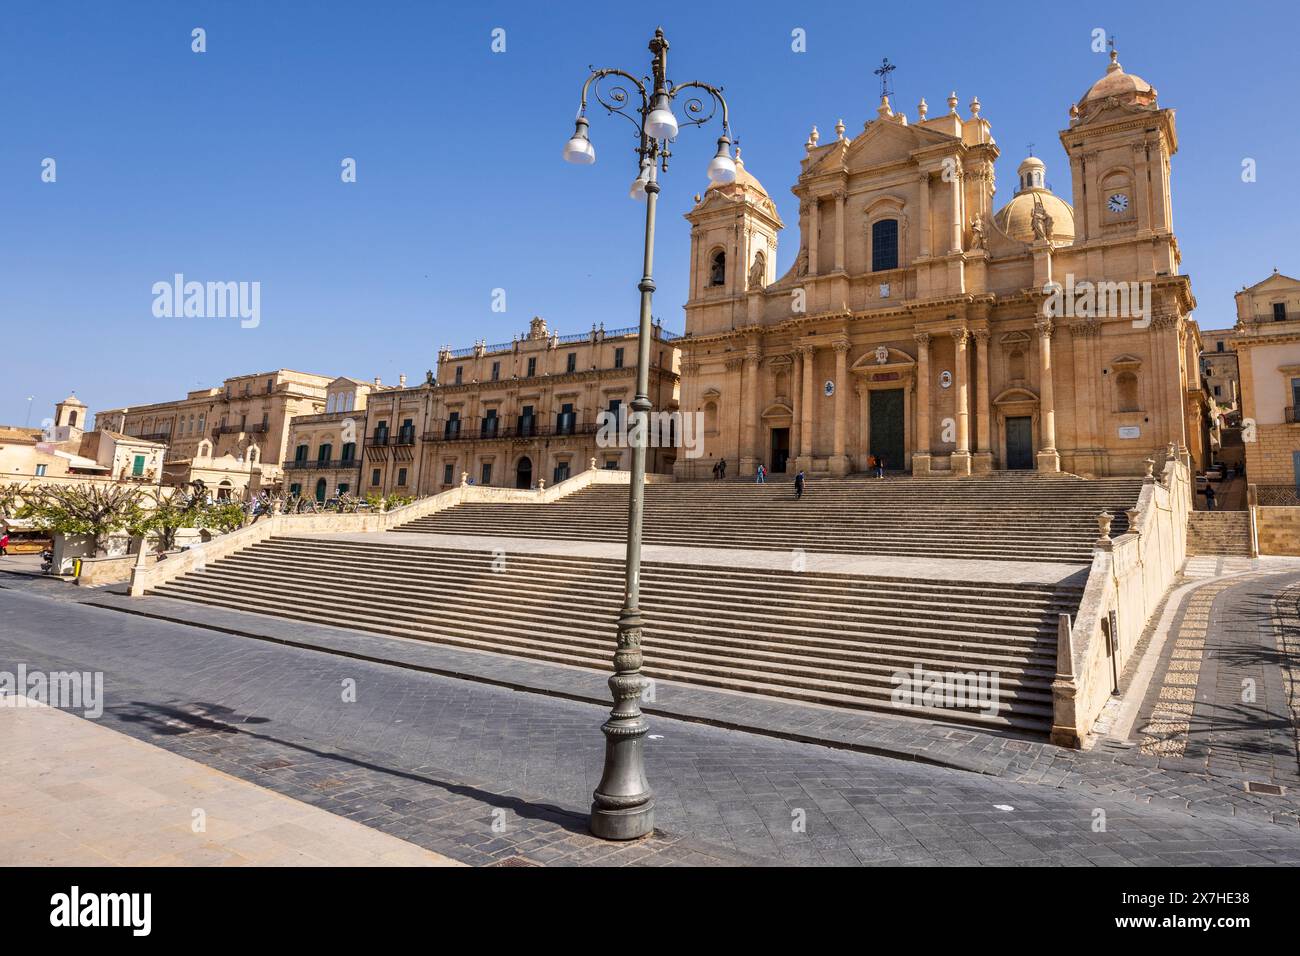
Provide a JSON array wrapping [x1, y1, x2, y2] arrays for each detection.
[[675, 50, 1206, 479]]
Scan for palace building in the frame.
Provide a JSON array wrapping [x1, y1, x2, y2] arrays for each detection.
[[1233, 269, 1300, 491], [358, 317, 681, 496], [675, 49, 1206, 479]]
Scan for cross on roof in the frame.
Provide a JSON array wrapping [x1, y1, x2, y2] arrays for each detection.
[[873, 58, 896, 98]]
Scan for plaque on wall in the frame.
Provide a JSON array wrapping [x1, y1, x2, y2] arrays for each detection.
[[824, 380, 835, 397], [1118, 425, 1141, 439], [939, 370, 953, 389]]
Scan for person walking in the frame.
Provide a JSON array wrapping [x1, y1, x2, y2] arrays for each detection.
[[756, 463, 766, 484], [794, 469, 806, 500], [0, 531, 9, 556], [875, 454, 886, 479], [1204, 482, 1217, 511], [719, 458, 727, 479], [712, 460, 721, 480]]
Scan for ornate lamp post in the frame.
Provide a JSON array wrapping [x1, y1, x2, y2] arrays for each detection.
[[563, 27, 736, 840]]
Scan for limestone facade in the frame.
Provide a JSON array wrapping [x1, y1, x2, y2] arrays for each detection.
[[1233, 270, 1300, 488], [675, 51, 1205, 480], [361, 317, 680, 496], [94, 369, 336, 491]]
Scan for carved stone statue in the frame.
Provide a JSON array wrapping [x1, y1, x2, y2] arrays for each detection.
[[874, 345, 890, 365], [1031, 201, 1053, 241], [970, 213, 986, 250], [748, 253, 766, 290], [795, 248, 809, 277]]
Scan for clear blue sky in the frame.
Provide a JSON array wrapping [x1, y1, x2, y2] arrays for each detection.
[[2, 0, 1294, 427]]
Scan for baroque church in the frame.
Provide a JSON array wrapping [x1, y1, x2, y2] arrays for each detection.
[[675, 49, 1206, 479]]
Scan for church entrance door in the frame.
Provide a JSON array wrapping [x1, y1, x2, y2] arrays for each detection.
[[868, 389, 904, 471], [769, 428, 790, 473], [1006, 416, 1034, 470]]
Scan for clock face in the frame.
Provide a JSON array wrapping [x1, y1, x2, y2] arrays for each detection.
[[1107, 193, 1130, 213]]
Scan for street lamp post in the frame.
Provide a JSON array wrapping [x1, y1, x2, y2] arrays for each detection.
[[563, 27, 736, 841]]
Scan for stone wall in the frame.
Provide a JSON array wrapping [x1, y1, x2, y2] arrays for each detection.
[[1052, 456, 1192, 747], [1257, 507, 1300, 555]]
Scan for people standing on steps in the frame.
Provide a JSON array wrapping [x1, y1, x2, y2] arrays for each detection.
[[875, 454, 886, 478], [712, 460, 722, 480], [718, 458, 727, 479], [794, 470, 806, 500], [1204, 482, 1216, 511], [756, 463, 766, 484]]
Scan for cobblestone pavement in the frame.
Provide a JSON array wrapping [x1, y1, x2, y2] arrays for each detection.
[[1133, 571, 1300, 788], [4, 586, 1300, 866]]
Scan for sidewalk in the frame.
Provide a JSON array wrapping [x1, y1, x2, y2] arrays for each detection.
[[0, 697, 462, 866]]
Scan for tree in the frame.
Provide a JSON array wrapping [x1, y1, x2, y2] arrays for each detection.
[[196, 500, 246, 535], [130, 489, 203, 552], [18, 484, 146, 555], [0, 482, 27, 519]]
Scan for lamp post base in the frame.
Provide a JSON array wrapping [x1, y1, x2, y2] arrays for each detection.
[[589, 800, 655, 841]]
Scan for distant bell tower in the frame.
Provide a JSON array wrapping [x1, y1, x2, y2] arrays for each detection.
[[53, 393, 87, 443]]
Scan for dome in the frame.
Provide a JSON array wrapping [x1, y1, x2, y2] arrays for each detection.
[[1077, 50, 1157, 114], [992, 156, 1075, 244]]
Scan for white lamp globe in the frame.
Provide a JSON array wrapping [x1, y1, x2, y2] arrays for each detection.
[[643, 102, 678, 141], [707, 138, 736, 184], [562, 118, 596, 165]]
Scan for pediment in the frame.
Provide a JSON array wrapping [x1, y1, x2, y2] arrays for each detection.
[[700, 386, 722, 401], [1243, 271, 1300, 294], [843, 118, 954, 171], [993, 386, 1039, 405], [850, 346, 916, 372]]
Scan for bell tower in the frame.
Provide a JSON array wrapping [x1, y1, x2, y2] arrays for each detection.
[[683, 150, 783, 336], [53, 393, 87, 443], [1060, 45, 1178, 276]]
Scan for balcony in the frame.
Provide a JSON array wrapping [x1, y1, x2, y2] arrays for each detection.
[[286, 459, 357, 470], [213, 422, 270, 436], [421, 416, 596, 441], [1285, 405, 1300, 424]]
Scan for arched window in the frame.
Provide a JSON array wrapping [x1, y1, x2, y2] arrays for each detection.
[[1116, 371, 1139, 412], [69, 410, 78, 427], [709, 250, 726, 287], [871, 219, 899, 272]]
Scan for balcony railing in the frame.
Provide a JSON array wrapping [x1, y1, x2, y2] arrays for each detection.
[[421, 417, 597, 442], [213, 422, 270, 436], [286, 458, 357, 470], [1284, 405, 1300, 424]]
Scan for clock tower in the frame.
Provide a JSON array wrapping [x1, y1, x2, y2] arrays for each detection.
[[1060, 47, 1179, 278]]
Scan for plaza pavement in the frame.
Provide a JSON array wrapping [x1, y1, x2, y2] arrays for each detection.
[[3, 572, 1300, 865], [0, 697, 460, 866]]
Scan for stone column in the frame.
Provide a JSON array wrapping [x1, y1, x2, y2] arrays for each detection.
[[973, 328, 992, 473], [790, 350, 802, 460], [856, 383, 869, 471], [950, 328, 972, 476], [918, 172, 932, 257], [807, 198, 820, 275], [912, 332, 932, 475], [949, 167, 963, 254], [1035, 318, 1061, 472], [831, 341, 851, 475], [1132, 142, 1152, 237], [798, 344, 815, 470], [834, 190, 846, 272], [741, 348, 760, 475]]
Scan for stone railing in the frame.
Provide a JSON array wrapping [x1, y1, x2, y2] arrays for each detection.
[[1051, 453, 1192, 747], [129, 463, 672, 596]]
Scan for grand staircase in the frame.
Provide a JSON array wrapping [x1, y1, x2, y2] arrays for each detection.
[[396, 474, 1145, 564], [148, 535, 1083, 733], [1186, 511, 1252, 556]]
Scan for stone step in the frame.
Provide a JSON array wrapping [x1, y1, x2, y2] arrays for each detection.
[[151, 537, 1068, 732]]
